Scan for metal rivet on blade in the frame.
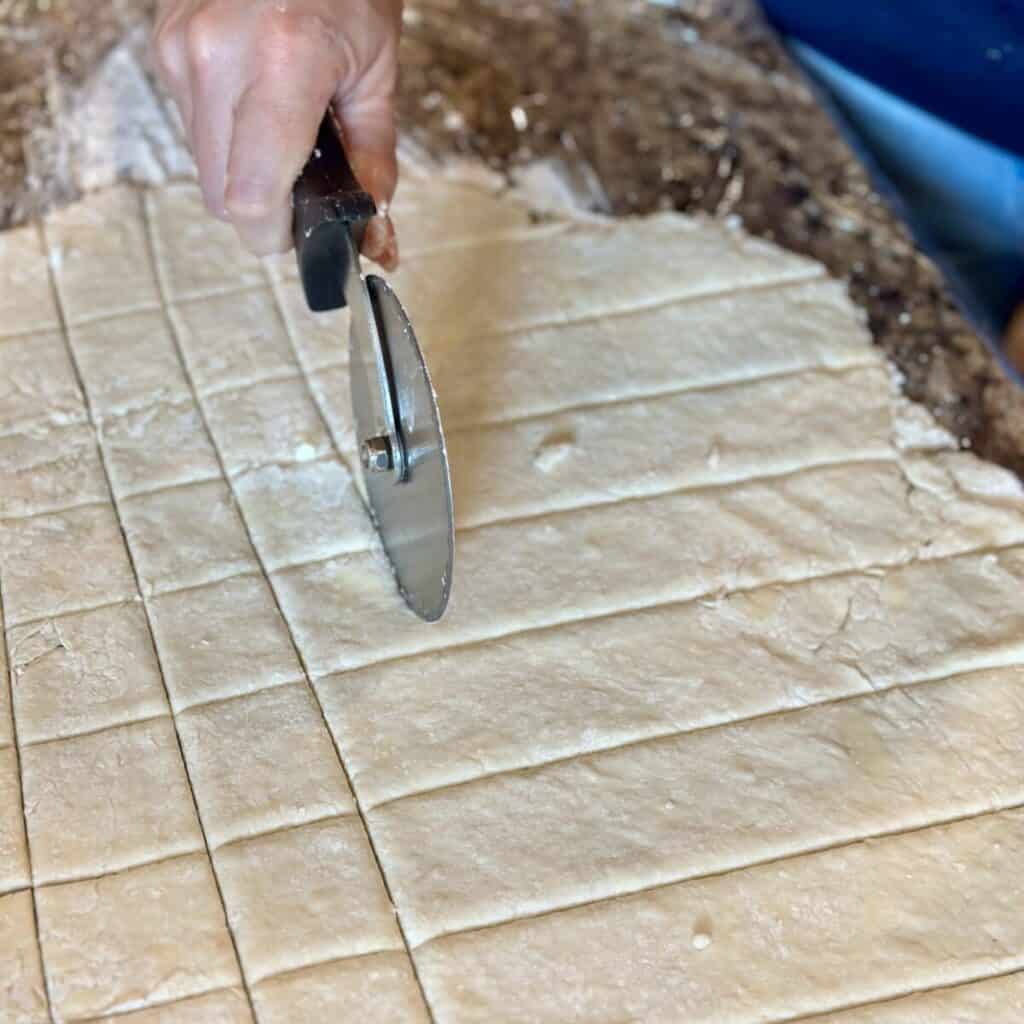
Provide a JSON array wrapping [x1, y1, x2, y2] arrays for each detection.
[[361, 436, 393, 473]]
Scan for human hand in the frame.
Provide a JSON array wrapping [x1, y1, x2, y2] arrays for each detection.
[[152, 0, 401, 265]]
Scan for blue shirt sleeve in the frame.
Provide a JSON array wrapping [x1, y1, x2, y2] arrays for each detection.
[[757, 1, 1024, 158]]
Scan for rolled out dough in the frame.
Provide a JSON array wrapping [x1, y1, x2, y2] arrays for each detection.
[[1, 162, 1023, 1023]]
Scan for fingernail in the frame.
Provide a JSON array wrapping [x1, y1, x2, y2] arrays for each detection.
[[362, 213, 399, 271]]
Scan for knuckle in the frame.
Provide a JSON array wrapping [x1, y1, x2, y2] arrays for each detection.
[[185, 7, 228, 68], [257, 8, 330, 62], [224, 182, 277, 222]]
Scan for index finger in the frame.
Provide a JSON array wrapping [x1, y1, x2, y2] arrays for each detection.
[[223, 29, 340, 253]]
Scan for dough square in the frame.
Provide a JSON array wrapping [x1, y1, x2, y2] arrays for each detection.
[[233, 458, 373, 572], [169, 287, 298, 395], [448, 364, 892, 529], [148, 572, 303, 710], [0, 422, 108, 520], [8, 600, 167, 745], [70, 310, 191, 416], [204, 376, 331, 477], [96, 987, 253, 1023], [177, 681, 354, 848], [0, 224, 59, 337], [268, 278, 349, 372], [146, 184, 264, 301], [0, 747, 29, 893], [0, 330, 86, 434], [0, 889, 48, 1023], [252, 950, 429, 1024], [21, 716, 202, 884], [0, 502, 137, 625], [308, 365, 356, 454], [272, 548, 407, 678], [121, 479, 258, 596], [99, 398, 221, 498], [214, 816, 402, 982], [37, 852, 241, 1020], [44, 187, 161, 324]]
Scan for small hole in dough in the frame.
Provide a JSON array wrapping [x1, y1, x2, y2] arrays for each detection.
[[533, 428, 576, 473], [692, 913, 713, 951]]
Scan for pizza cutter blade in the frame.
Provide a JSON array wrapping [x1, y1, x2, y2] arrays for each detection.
[[292, 113, 454, 621]]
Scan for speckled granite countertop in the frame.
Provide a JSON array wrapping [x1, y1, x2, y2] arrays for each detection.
[[3, 0, 1023, 475]]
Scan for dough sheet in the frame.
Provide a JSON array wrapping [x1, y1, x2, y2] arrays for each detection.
[[1, 165, 1023, 1022]]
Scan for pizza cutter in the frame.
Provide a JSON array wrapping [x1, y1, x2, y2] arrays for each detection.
[[291, 112, 454, 622]]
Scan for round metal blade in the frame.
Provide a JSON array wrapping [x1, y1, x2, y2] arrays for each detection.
[[351, 275, 454, 621]]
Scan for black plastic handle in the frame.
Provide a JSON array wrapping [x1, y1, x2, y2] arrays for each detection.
[[292, 112, 377, 312]]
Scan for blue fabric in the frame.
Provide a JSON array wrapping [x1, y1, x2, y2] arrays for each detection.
[[757, 1, 1024, 382], [758, 1, 1024, 159], [793, 43, 1024, 373]]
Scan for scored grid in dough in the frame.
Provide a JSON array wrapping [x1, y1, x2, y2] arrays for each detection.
[[0, 172, 1020, 1021], [8, 601, 167, 744], [94, 987, 253, 1024], [175, 681, 356, 848], [69, 310, 192, 417], [35, 852, 242, 1018], [0, 502, 138, 627], [97, 395, 222, 499], [230, 457, 375, 572], [0, 746, 28, 894], [119, 478, 260, 596], [202, 375, 333, 478], [801, 972, 1024, 1023], [414, 810, 1024, 1022], [43, 189, 163, 328], [21, 715, 204, 885], [167, 288, 299, 398], [0, 421, 109, 526], [320, 544, 1024, 810], [0, 330, 88, 434]]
